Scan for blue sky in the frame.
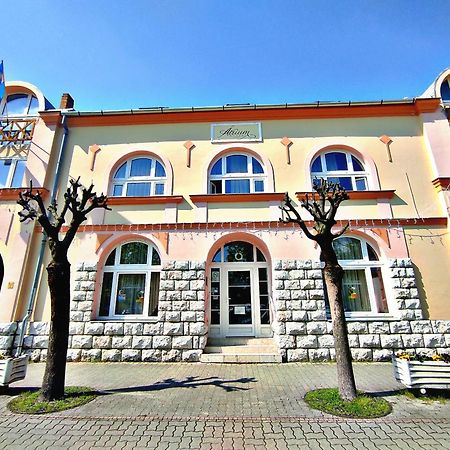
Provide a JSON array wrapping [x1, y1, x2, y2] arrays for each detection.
[[3, 0, 450, 110]]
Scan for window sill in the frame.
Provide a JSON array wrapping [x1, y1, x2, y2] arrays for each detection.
[[0, 187, 49, 201], [296, 190, 396, 201], [95, 316, 160, 322], [190, 193, 285, 203], [326, 313, 397, 321], [107, 195, 184, 205]]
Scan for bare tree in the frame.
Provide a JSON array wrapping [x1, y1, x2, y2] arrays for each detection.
[[18, 178, 109, 401], [280, 178, 357, 400]]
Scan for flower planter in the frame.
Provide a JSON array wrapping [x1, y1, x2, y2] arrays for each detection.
[[392, 357, 450, 391], [0, 355, 29, 386]]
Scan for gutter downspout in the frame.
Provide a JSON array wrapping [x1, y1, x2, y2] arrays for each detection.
[[15, 114, 69, 356]]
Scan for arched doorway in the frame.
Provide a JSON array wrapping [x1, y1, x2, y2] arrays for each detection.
[[208, 240, 272, 338]]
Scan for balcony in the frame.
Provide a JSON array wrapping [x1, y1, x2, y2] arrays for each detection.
[[0, 117, 36, 155]]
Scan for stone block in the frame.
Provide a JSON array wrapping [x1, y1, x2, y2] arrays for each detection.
[[271, 321, 285, 334], [308, 270, 323, 279], [287, 349, 308, 362], [189, 261, 206, 270], [175, 280, 190, 291], [389, 321, 411, 334], [404, 298, 420, 309], [101, 349, 121, 362], [195, 312, 205, 322], [181, 311, 196, 322], [410, 320, 433, 334], [182, 270, 197, 280], [112, 336, 132, 348], [190, 301, 204, 312], [368, 322, 390, 334], [142, 349, 162, 362], [132, 336, 153, 349], [292, 310, 308, 321], [432, 320, 450, 334], [351, 348, 372, 361], [318, 335, 335, 348], [153, 336, 172, 349], [181, 350, 202, 362], [0, 335, 13, 349], [348, 335, 359, 347], [347, 322, 368, 334], [172, 336, 193, 349], [84, 322, 105, 335], [306, 321, 327, 335], [359, 334, 381, 348], [159, 291, 166, 301], [291, 290, 307, 300], [104, 323, 124, 335], [168, 271, 183, 280], [174, 261, 189, 270], [164, 323, 183, 336], [181, 291, 197, 301], [81, 349, 101, 362], [92, 336, 111, 349], [380, 334, 402, 348], [66, 349, 82, 362], [398, 310, 416, 320], [161, 280, 175, 290], [275, 300, 286, 311], [285, 280, 300, 290], [85, 291, 95, 301], [423, 334, 446, 348], [190, 280, 205, 290], [273, 280, 284, 290], [166, 290, 182, 301], [69, 323, 84, 335], [162, 349, 181, 362], [276, 311, 292, 322], [172, 301, 190, 311], [28, 322, 48, 335], [297, 260, 312, 269], [274, 290, 291, 301], [122, 349, 141, 361], [282, 261, 297, 270], [144, 322, 163, 335], [308, 310, 327, 321], [308, 290, 324, 300], [274, 335, 295, 349], [286, 300, 300, 311], [124, 323, 143, 336], [190, 322, 207, 336], [72, 292, 86, 302], [289, 270, 304, 281], [274, 270, 289, 280], [77, 301, 93, 312], [373, 349, 393, 361], [84, 262, 97, 272], [308, 349, 330, 362], [70, 311, 84, 321], [166, 311, 181, 322], [401, 334, 424, 348], [163, 261, 176, 270], [286, 322, 306, 335], [301, 300, 317, 311], [71, 335, 93, 349], [296, 335, 318, 349]]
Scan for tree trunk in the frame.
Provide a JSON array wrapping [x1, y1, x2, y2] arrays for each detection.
[[41, 258, 71, 401], [320, 241, 357, 401]]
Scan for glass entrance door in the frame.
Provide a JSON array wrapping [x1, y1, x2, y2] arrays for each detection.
[[227, 270, 253, 335]]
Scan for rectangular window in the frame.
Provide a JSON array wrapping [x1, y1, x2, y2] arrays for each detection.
[[254, 180, 264, 192], [11, 159, 26, 187], [355, 176, 367, 191], [148, 272, 160, 316], [210, 180, 222, 194], [226, 155, 247, 173], [259, 268, 270, 325], [225, 179, 250, 193], [112, 185, 123, 196], [99, 272, 113, 316], [342, 270, 371, 312], [114, 273, 146, 315], [210, 268, 220, 324], [126, 182, 151, 196], [0, 159, 11, 188], [154, 183, 164, 195]]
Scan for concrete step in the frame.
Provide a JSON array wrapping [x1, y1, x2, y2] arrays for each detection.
[[200, 337, 282, 363]]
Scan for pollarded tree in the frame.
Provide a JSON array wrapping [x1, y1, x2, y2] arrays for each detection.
[[280, 178, 357, 400], [18, 178, 109, 401]]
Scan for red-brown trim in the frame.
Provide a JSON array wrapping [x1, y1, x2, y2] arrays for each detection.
[[107, 195, 184, 205], [296, 190, 396, 201], [432, 177, 450, 192], [64, 99, 440, 128], [190, 193, 285, 203], [56, 216, 447, 233], [39, 111, 62, 126], [0, 187, 49, 201]]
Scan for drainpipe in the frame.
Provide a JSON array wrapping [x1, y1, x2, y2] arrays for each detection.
[[15, 114, 69, 356]]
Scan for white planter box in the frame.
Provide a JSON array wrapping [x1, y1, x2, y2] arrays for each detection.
[[0, 355, 29, 386], [393, 357, 450, 390]]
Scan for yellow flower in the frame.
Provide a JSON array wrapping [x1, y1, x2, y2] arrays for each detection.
[[398, 353, 410, 360], [432, 354, 443, 361]]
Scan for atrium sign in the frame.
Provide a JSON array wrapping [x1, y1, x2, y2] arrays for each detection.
[[211, 122, 262, 143]]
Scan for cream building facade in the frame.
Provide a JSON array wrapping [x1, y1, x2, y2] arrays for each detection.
[[1, 69, 450, 363]]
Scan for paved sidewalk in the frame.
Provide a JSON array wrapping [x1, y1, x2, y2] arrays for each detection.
[[0, 362, 449, 449]]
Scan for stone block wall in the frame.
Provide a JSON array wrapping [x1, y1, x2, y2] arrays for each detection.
[[17, 260, 207, 362], [272, 259, 450, 362]]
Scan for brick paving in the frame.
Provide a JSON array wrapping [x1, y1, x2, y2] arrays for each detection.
[[0, 362, 449, 449]]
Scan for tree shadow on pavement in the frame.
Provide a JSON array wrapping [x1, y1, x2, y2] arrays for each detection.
[[100, 376, 257, 394]]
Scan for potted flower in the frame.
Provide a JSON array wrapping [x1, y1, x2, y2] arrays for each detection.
[[392, 352, 450, 393], [0, 354, 29, 387]]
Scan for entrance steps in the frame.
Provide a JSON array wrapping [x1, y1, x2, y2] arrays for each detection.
[[200, 337, 282, 363]]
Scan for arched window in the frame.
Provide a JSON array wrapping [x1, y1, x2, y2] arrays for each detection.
[[212, 241, 267, 263], [1, 93, 39, 116], [332, 237, 388, 315], [98, 241, 161, 318], [209, 154, 266, 194], [311, 151, 368, 191], [440, 78, 450, 102], [0, 158, 26, 188], [111, 157, 167, 197]]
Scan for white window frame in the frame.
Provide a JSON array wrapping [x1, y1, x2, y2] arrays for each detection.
[[111, 157, 167, 197], [208, 153, 266, 194], [311, 151, 369, 191], [0, 93, 39, 117], [335, 237, 391, 319], [0, 157, 27, 188], [98, 242, 161, 320]]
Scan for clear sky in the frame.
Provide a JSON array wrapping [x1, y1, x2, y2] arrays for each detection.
[[3, 0, 450, 111]]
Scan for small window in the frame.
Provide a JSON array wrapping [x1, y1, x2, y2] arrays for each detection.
[[99, 241, 161, 318], [208, 153, 266, 194], [111, 157, 167, 197], [330, 237, 388, 315], [0, 158, 26, 188], [311, 151, 369, 191]]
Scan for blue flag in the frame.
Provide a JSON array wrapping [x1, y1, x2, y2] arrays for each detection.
[[0, 61, 5, 103]]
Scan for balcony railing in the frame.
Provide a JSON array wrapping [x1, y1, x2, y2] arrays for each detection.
[[0, 117, 36, 155]]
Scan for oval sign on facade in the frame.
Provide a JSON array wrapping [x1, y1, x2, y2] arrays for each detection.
[[211, 122, 262, 143]]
